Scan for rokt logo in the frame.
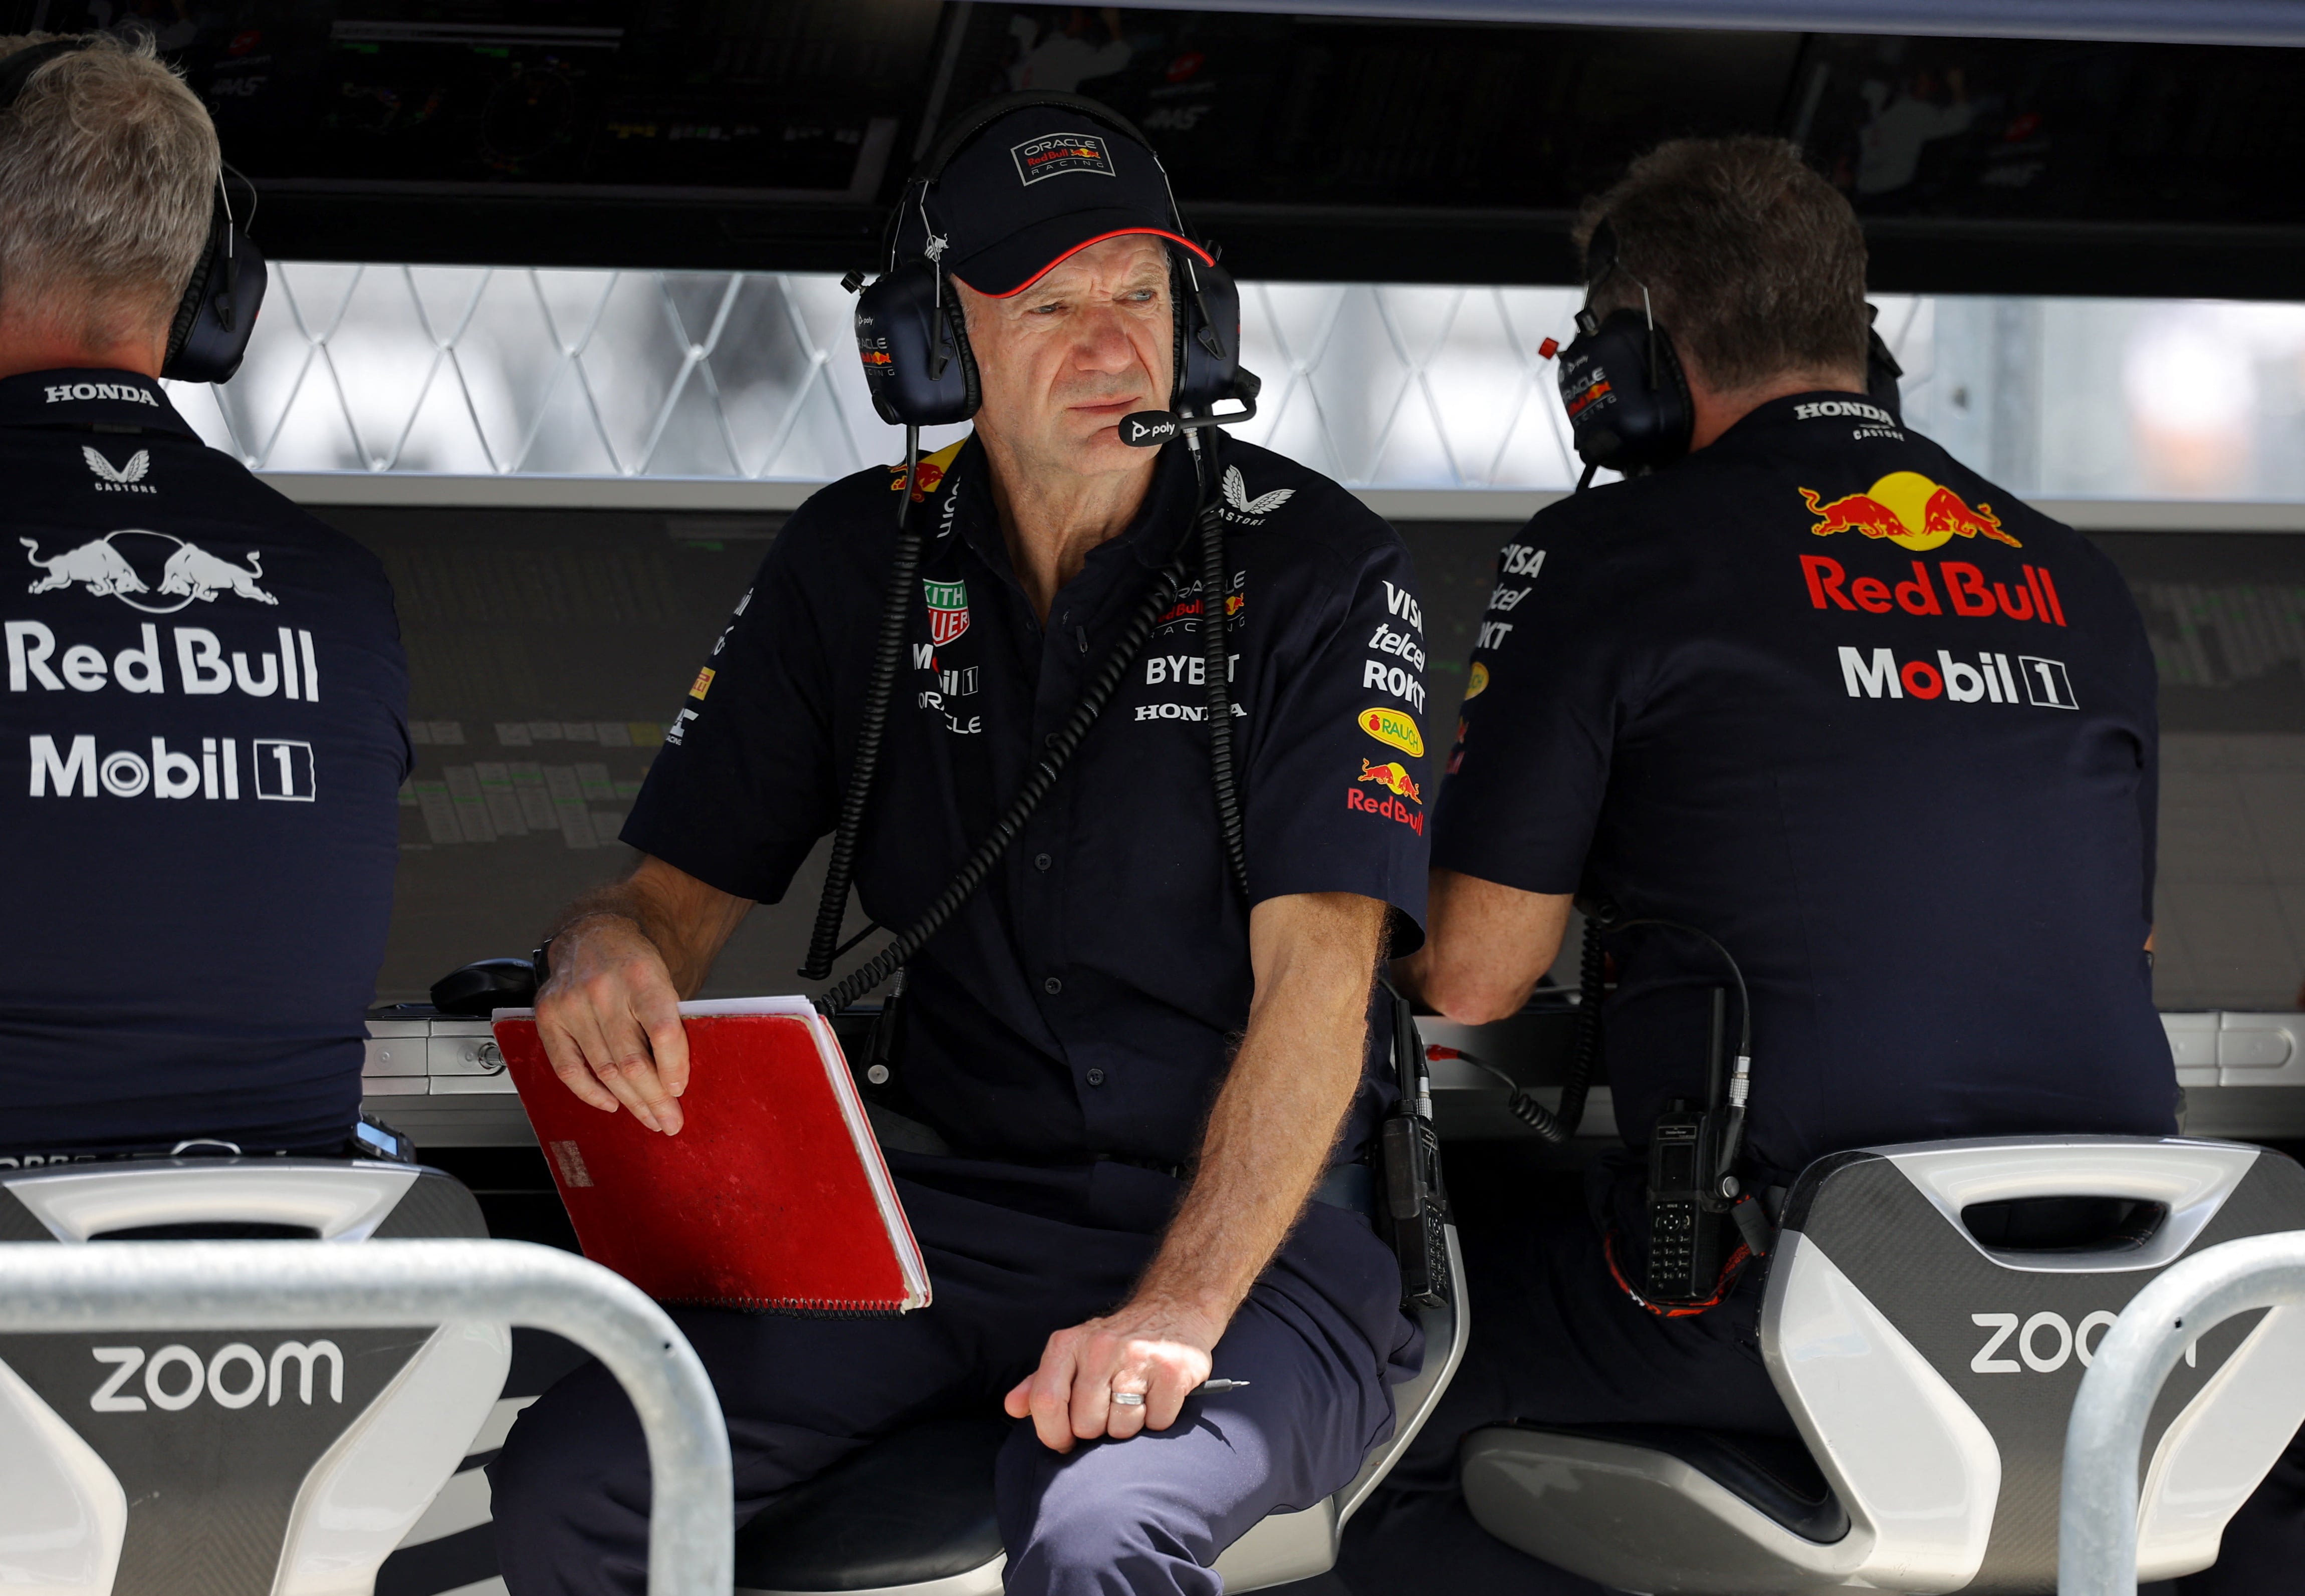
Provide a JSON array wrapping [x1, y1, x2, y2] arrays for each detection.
[[89, 1340, 345, 1412], [1799, 472, 2021, 552], [22, 530, 275, 610]]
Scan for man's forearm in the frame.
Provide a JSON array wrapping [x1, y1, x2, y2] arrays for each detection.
[[1131, 895, 1385, 1326], [545, 857, 748, 999]]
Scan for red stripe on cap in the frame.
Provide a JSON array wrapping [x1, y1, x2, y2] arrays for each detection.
[[957, 228, 1217, 299]]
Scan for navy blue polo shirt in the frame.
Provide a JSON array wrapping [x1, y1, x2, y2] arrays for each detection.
[[1435, 394, 2175, 1190], [624, 434, 1431, 1167], [0, 370, 409, 1154]]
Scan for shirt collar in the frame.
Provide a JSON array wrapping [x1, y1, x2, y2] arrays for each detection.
[[1703, 390, 1896, 455], [0, 369, 202, 440]]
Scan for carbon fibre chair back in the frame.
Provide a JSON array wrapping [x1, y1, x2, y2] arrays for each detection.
[[1459, 1137, 2305, 1594], [0, 1158, 510, 1596]]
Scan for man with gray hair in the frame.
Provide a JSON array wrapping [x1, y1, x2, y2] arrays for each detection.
[[0, 32, 413, 1166]]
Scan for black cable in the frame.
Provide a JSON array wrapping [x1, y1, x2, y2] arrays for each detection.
[[814, 552, 1189, 1015], [1184, 431, 1248, 899], [1501, 916, 1604, 1144], [802, 425, 925, 980], [1609, 915, 1757, 1179]]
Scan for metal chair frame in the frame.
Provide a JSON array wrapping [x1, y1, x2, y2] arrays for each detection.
[[2061, 1230, 2305, 1596], [0, 1237, 734, 1596]]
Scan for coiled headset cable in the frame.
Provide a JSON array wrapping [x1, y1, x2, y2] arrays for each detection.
[[801, 425, 928, 982], [813, 543, 1191, 1015], [1183, 425, 1249, 899]]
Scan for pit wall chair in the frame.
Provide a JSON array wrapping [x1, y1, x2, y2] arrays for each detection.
[[1459, 1137, 2305, 1595], [0, 1158, 511, 1596]]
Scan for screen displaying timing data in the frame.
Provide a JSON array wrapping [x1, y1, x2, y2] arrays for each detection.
[[22, 1, 943, 197]]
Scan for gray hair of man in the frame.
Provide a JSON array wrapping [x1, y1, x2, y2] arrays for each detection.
[[0, 31, 219, 356], [1572, 136, 1871, 393]]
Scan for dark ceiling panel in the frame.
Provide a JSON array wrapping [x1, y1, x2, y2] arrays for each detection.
[[7, 4, 2303, 296]]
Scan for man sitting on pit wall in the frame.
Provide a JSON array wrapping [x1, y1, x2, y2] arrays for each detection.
[[489, 95, 1433, 1596], [0, 32, 409, 1165], [1344, 135, 2188, 1593]]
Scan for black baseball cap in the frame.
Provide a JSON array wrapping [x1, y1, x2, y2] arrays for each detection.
[[897, 96, 1214, 298]]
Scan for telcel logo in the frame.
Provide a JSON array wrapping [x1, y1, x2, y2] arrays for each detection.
[[89, 1340, 344, 1412]]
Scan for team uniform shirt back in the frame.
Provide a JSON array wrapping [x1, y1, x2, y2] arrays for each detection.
[[1436, 394, 2174, 1192], [0, 371, 410, 1154], [625, 434, 1431, 1167]]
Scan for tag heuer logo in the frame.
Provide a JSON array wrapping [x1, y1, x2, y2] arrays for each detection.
[[84, 445, 155, 493], [924, 578, 970, 646]]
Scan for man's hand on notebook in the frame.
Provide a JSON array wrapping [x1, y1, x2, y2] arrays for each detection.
[[1002, 1296, 1220, 1451], [534, 857, 755, 1136]]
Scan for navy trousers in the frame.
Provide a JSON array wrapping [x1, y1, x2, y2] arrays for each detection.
[[491, 1153, 1419, 1596]]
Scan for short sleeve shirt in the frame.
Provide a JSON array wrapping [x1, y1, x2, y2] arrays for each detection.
[[0, 370, 410, 1153], [1434, 394, 2175, 1185], [625, 434, 1432, 1167]]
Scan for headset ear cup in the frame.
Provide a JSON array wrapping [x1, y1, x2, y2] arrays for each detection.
[[1649, 326, 1694, 461], [943, 294, 981, 417], [1173, 258, 1244, 415], [160, 211, 265, 385], [1555, 308, 1693, 473], [853, 260, 978, 427]]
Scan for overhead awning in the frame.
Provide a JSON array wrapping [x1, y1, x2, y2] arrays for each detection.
[[1111, 2, 2305, 48]]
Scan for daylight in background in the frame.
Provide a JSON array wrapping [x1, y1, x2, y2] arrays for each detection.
[[160, 264, 2305, 504]]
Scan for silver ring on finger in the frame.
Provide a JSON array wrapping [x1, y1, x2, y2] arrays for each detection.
[[1111, 1390, 1146, 1407]]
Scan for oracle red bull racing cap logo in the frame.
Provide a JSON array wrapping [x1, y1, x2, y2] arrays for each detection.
[[1799, 472, 2021, 553]]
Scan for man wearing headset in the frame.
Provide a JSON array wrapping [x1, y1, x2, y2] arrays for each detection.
[[0, 33, 411, 1166], [490, 96, 1432, 1596], [1343, 136, 2180, 1592]]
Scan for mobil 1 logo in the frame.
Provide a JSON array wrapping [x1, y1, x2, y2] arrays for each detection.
[[1839, 646, 2078, 709]]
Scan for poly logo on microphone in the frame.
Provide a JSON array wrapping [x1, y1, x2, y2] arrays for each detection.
[[1123, 413, 1178, 447]]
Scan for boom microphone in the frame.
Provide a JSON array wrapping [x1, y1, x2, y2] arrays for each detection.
[[1120, 410, 1181, 447]]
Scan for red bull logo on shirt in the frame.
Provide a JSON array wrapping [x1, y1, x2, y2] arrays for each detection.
[[888, 440, 965, 502], [1798, 472, 2022, 552], [1357, 759, 1420, 804], [1348, 759, 1423, 833]]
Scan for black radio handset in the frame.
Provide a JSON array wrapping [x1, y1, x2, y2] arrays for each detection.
[[1613, 919, 1771, 1309], [1379, 981, 1451, 1311]]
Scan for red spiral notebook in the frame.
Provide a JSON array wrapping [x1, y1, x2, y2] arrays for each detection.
[[494, 996, 931, 1314]]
